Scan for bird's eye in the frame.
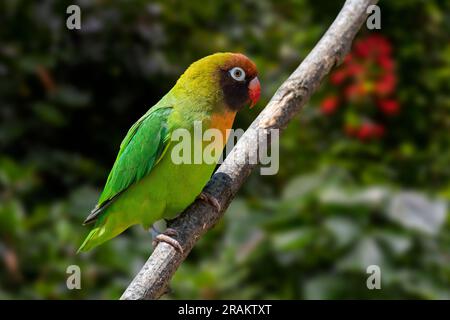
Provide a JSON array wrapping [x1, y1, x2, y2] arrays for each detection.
[[229, 67, 246, 81]]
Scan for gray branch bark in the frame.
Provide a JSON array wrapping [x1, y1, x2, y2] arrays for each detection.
[[120, 0, 378, 300]]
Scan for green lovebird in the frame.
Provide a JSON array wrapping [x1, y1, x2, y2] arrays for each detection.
[[78, 53, 260, 252]]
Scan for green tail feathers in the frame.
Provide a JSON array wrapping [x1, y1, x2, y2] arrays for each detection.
[[77, 213, 136, 253], [77, 227, 101, 253]]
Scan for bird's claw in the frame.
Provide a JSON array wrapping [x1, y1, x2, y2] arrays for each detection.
[[197, 191, 221, 212], [152, 228, 183, 253]]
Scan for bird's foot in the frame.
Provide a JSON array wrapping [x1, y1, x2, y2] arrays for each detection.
[[152, 228, 183, 254], [197, 191, 221, 212]]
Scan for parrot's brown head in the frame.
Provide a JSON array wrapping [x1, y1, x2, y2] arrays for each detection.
[[176, 52, 260, 112]]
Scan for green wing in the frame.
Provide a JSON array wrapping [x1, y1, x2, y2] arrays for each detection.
[[83, 105, 173, 224]]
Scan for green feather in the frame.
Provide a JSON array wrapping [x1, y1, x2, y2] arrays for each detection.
[[98, 106, 173, 206]]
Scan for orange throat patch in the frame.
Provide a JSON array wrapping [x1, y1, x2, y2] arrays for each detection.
[[209, 110, 237, 147]]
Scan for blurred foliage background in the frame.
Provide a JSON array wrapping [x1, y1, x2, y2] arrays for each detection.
[[1, 0, 449, 299]]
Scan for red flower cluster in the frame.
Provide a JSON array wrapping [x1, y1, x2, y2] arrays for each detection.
[[320, 34, 400, 141], [346, 123, 385, 140], [378, 99, 399, 115], [320, 96, 339, 114]]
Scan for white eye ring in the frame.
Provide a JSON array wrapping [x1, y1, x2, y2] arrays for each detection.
[[229, 67, 246, 81]]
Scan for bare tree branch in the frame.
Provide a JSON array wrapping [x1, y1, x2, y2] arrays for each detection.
[[120, 0, 378, 300]]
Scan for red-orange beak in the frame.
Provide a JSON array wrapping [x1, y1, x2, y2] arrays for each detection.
[[248, 77, 260, 108]]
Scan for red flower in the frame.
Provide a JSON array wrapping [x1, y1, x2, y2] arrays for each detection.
[[324, 35, 397, 140], [355, 40, 371, 58], [320, 96, 339, 114], [330, 69, 347, 85], [356, 123, 385, 140], [357, 123, 373, 140], [354, 34, 392, 60], [378, 55, 394, 71], [375, 73, 396, 96], [345, 83, 366, 99], [378, 99, 400, 115], [347, 63, 365, 77], [353, 34, 392, 62], [371, 35, 392, 57]]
